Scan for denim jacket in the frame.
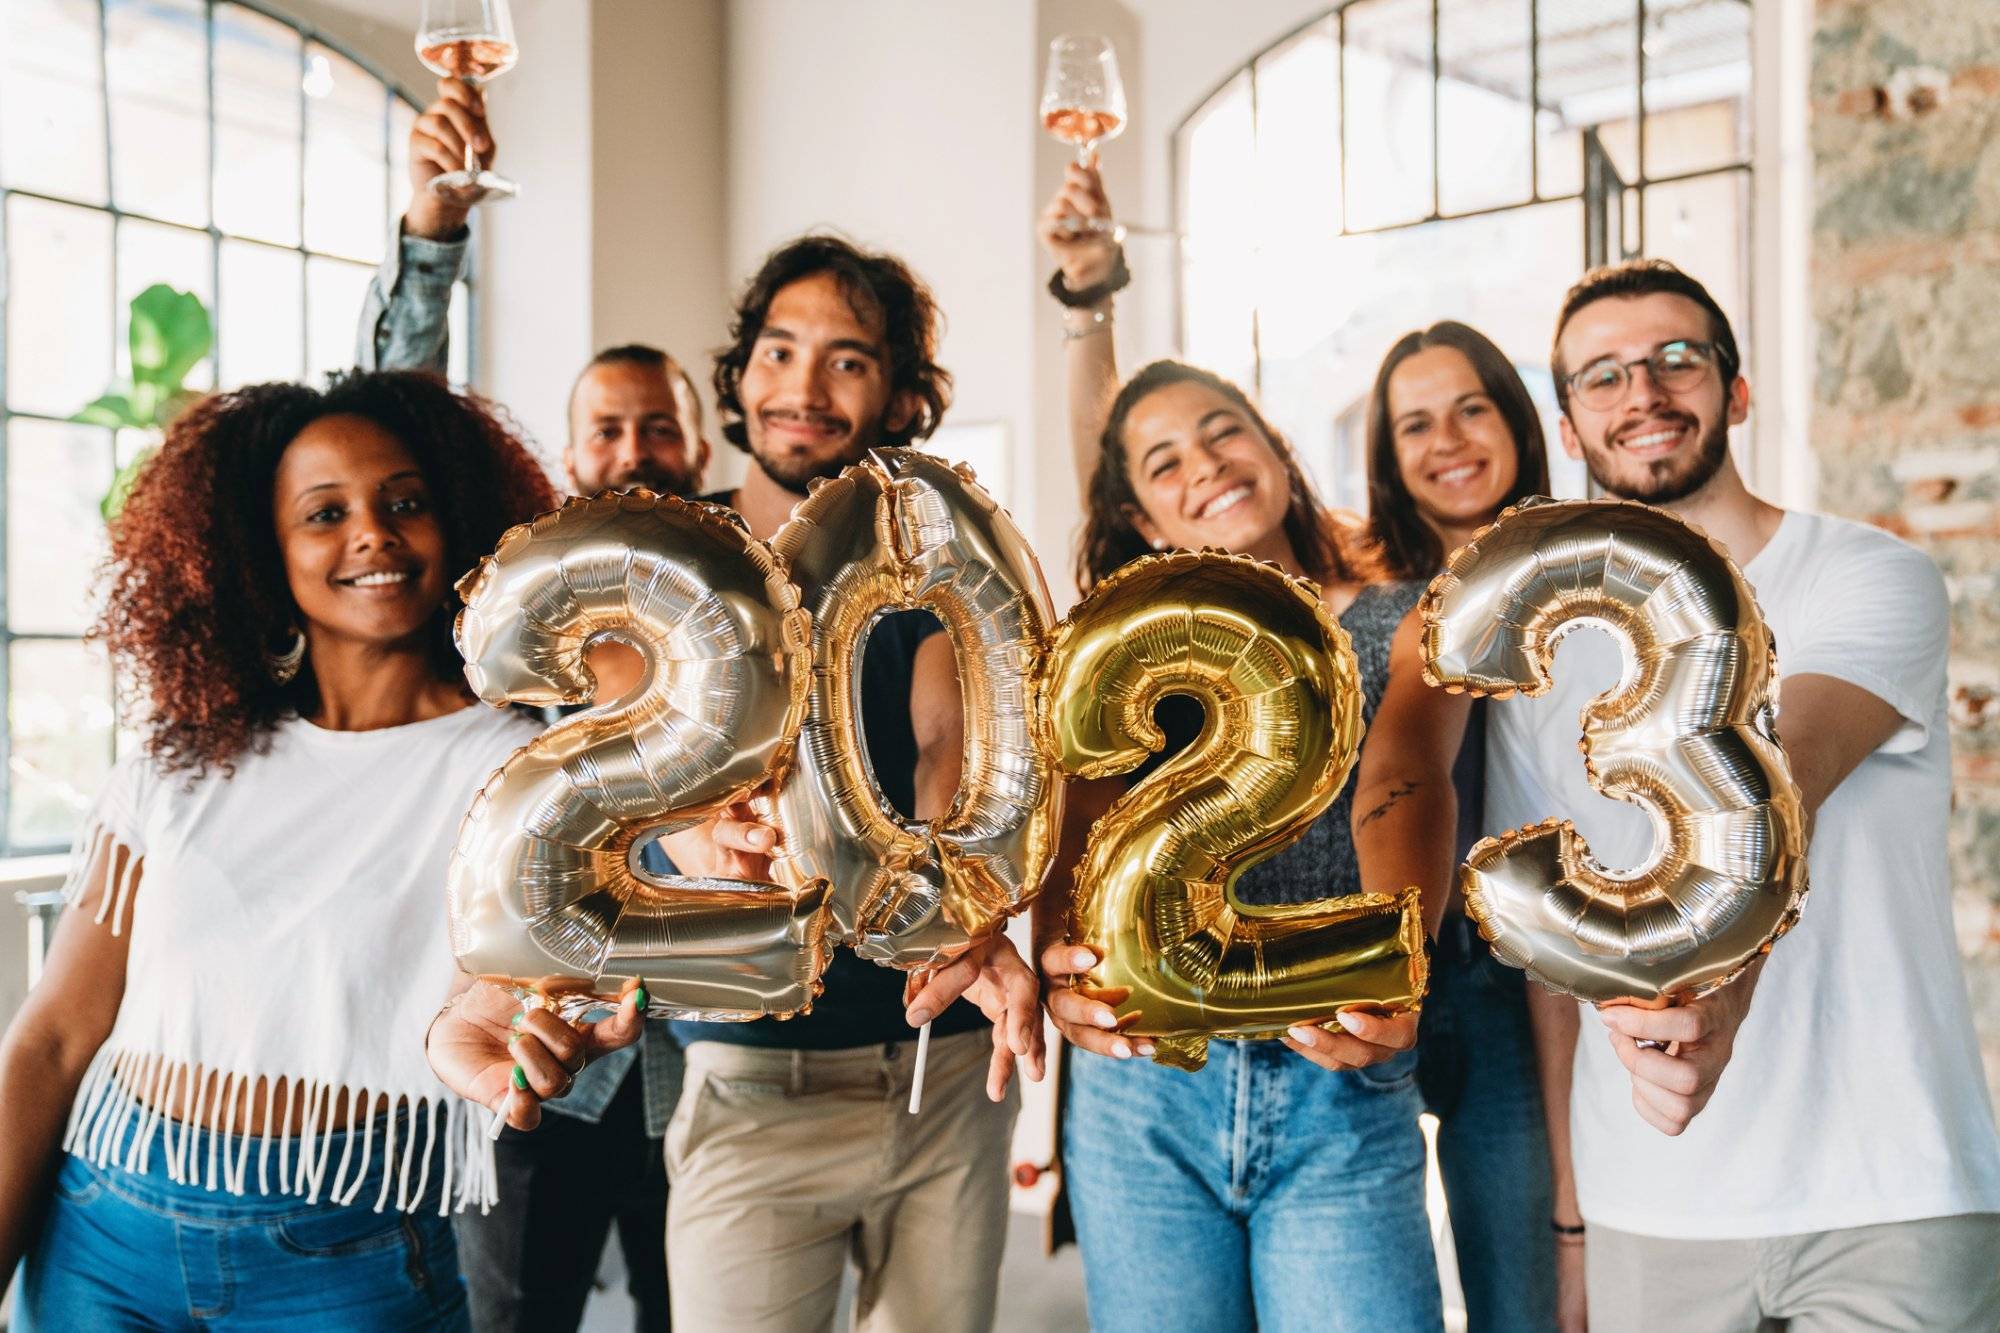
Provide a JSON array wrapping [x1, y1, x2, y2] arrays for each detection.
[[353, 228, 466, 376], [355, 226, 685, 1135]]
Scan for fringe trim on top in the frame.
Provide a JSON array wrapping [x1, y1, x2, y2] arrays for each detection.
[[61, 1045, 498, 1215], [63, 818, 141, 937]]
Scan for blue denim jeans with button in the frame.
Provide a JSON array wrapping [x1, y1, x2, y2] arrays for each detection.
[[1064, 1040, 1443, 1333], [17, 1113, 469, 1331], [1417, 912, 1557, 1332]]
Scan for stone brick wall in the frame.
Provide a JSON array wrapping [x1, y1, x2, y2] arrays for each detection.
[[1811, 0, 2000, 1103]]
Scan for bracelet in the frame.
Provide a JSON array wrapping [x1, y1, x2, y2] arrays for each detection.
[[1048, 249, 1131, 308], [1551, 1220, 1587, 1237], [1061, 309, 1113, 342]]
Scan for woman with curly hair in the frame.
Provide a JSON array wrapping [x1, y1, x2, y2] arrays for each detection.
[[0, 370, 632, 1328]]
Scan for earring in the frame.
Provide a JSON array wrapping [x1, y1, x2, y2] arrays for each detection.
[[1150, 538, 1167, 551], [265, 626, 306, 685]]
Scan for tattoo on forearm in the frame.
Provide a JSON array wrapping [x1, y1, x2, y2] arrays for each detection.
[[1357, 781, 1420, 828]]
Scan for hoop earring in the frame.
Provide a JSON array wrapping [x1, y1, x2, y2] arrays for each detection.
[[265, 627, 306, 685]]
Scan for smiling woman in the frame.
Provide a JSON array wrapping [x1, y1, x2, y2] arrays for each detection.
[[97, 371, 551, 770], [0, 370, 561, 1329]]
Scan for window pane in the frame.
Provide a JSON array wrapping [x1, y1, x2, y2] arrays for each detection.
[[1642, 0, 1750, 178], [1343, 0, 1436, 230], [1641, 172, 1749, 324], [7, 419, 111, 636], [5, 196, 113, 418], [0, 0, 108, 203], [106, 0, 209, 226], [1537, 108, 1583, 198], [10, 639, 116, 852], [389, 98, 417, 239], [214, 2, 303, 246], [1539, 0, 1638, 183], [218, 240, 303, 386], [304, 42, 388, 262], [1438, 0, 1533, 214], [116, 219, 215, 389], [306, 256, 372, 381], [1178, 72, 1257, 393], [1253, 22, 1341, 367], [1256, 199, 1590, 510]]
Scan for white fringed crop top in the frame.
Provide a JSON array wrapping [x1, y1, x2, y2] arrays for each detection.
[[60, 703, 539, 1214]]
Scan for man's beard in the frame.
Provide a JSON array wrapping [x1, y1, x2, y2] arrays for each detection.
[[756, 448, 858, 496], [1583, 411, 1729, 506], [602, 462, 697, 498]]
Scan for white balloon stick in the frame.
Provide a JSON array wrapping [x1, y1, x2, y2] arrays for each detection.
[[907, 1020, 933, 1115]]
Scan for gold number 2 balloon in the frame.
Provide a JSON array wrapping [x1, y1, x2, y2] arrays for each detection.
[[1042, 551, 1427, 1071], [767, 450, 1063, 967], [448, 493, 834, 1023], [1421, 498, 1808, 1005]]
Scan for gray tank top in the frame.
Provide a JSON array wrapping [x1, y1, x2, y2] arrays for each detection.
[[1143, 578, 1427, 907]]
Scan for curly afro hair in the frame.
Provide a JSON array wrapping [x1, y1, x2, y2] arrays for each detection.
[[94, 370, 558, 775]]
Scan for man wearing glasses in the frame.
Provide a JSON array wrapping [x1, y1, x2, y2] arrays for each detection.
[[1484, 259, 2000, 1330]]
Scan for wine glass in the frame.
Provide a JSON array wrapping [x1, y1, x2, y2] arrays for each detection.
[[1040, 35, 1127, 238], [415, 0, 520, 205]]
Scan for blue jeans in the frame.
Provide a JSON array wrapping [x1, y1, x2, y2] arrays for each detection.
[[1417, 913, 1557, 1332], [1064, 1040, 1442, 1333], [17, 1114, 470, 1331]]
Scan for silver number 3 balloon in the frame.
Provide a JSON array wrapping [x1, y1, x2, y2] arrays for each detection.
[[1421, 498, 1809, 1005]]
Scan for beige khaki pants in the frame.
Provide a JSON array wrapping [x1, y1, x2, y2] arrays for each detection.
[[665, 1029, 1018, 1332], [1586, 1212, 2000, 1332]]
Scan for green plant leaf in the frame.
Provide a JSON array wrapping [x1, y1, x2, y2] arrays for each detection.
[[72, 390, 146, 430], [100, 445, 156, 523], [128, 284, 212, 389]]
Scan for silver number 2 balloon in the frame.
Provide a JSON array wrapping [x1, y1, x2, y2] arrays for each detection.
[[448, 493, 833, 1022]]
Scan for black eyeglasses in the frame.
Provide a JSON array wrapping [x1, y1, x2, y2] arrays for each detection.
[[1565, 340, 1730, 410]]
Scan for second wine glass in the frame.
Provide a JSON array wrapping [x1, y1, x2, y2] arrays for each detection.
[[1040, 34, 1126, 238], [416, 0, 520, 205]]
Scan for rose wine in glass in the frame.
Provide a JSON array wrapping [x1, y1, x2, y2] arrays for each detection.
[[1041, 35, 1126, 237], [416, 0, 519, 204]]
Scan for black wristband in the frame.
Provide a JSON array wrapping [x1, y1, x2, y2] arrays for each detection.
[[1048, 249, 1131, 308], [1551, 1220, 1587, 1237]]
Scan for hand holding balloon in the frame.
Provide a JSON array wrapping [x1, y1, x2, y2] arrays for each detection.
[[1281, 1008, 1419, 1073], [1597, 958, 1762, 1135], [1037, 943, 1154, 1061], [427, 976, 645, 1132]]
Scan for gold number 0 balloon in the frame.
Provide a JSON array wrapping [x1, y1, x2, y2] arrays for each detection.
[[1042, 551, 1427, 1071], [767, 449, 1063, 967], [1421, 498, 1809, 1005], [448, 493, 833, 1023]]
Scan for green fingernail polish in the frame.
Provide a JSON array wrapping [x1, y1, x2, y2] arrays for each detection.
[[510, 1010, 525, 1029], [510, 1065, 528, 1091], [633, 985, 649, 1011]]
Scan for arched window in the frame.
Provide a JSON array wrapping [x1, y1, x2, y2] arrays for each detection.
[[0, 0, 468, 855], [1176, 0, 1752, 509]]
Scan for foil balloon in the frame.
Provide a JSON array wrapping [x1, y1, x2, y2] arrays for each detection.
[[1421, 498, 1808, 1005], [1042, 551, 1426, 1071], [766, 449, 1062, 967], [448, 491, 833, 1023]]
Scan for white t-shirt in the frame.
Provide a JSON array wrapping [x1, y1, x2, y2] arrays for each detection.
[[63, 702, 540, 1210], [1485, 509, 2000, 1239]]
